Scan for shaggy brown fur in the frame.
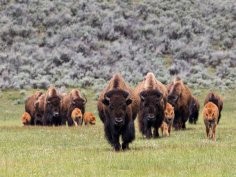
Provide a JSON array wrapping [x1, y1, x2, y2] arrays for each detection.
[[161, 122, 169, 137], [83, 112, 96, 125], [134, 72, 167, 138], [25, 91, 43, 125], [34, 94, 45, 125], [189, 96, 200, 124], [60, 89, 87, 126], [71, 108, 83, 126], [163, 102, 174, 135], [204, 92, 223, 124], [97, 73, 138, 151], [21, 112, 31, 125], [43, 86, 61, 126], [202, 102, 219, 141], [167, 77, 192, 130]]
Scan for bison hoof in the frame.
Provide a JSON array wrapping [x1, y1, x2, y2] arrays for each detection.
[[122, 143, 129, 151], [114, 144, 121, 151]]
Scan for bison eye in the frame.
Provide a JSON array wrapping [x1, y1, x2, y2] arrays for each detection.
[[109, 105, 114, 110]]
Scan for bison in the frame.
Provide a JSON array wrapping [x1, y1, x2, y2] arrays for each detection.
[[97, 74, 138, 151], [21, 112, 31, 125], [204, 92, 223, 124], [60, 89, 87, 126], [189, 96, 200, 124], [71, 108, 83, 126], [167, 77, 192, 130], [202, 102, 219, 141], [83, 112, 96, 125], [134, 72, 167, 138], [25, 91, 43, 125], [163, 102, 174, 136], [160, 122, 169, 137], [42, 87, 61, 126]]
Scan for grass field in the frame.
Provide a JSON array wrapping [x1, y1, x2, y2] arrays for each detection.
[[0, 89, 236, 177]]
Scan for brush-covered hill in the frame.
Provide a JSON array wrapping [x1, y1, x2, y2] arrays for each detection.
[[0, 0, 235, 90]]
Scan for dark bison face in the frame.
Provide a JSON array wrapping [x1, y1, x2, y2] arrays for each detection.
[[167, 83, 182, 107], [140, 90, 163, 121], [45, 96, 61, 119], [102, 89, 132, 126]]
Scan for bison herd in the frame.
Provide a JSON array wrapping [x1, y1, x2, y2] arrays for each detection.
[[21, 73, 224, 151], [21, 87, 96, 127]]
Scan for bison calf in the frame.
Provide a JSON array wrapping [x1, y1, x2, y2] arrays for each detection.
[[163, 102, 174, 136], [83, 112, 96, 125], [204, 92, 223, 124], [21, 112, 31, 125], [71, 108, 83, 126], [202, 102, 219, 141]]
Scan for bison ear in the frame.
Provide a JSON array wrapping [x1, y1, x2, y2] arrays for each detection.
[[126, 98, 132, 105], [156, 92, 163, 100]]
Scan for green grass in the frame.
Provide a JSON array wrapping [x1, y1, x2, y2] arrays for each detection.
[[0, 89, 236, 177]]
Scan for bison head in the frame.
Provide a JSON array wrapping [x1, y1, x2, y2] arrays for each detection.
[[45, 96, 61, 120], [167, 82, 182, 107], [102, 89, 132, 126], [139, 89, 164, 121]]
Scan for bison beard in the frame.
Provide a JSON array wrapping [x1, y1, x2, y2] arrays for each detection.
[[138, 90, 165, 138], [101, 89, 135, 151]]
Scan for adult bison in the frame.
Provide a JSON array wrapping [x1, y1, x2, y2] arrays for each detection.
[[25, 91, 43, 125], [42, 87, 61, 126], [134, 72, 167, 138], [167, 77, 192, 130], [60, 89, 87, 126], [204, 92, 223, 124], [189, 96, 200, 124], [97, 74, 138, 151]]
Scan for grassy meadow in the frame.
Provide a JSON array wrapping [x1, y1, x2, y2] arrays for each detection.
[[0, 88, 236, 177]]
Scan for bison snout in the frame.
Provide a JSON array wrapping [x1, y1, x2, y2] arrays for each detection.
[[114, 117, 124, 125], [53, 112, 59, 117], [146, 114, 155, 120]]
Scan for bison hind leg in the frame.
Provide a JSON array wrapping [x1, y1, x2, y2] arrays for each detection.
[[122, 121, 135, 150]]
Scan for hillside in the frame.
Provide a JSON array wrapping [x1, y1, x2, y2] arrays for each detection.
[[0, 0, 235, 90]]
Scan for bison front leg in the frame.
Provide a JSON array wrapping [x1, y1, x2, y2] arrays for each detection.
[[105, 124, 120, 151], [153, 127, 159, 138], [122, 121, 135, 150], [143, 119, 152, 138], [212, 125, 216, 141], [112, 133, 121, 151]]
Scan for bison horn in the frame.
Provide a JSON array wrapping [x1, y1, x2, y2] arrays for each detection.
[[102, 94, 110, 106]]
